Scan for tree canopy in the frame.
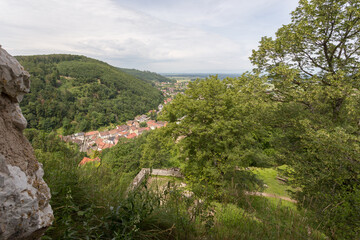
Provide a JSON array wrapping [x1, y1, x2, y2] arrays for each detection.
[[145, 75, 276, 198], [251, 0, 360, 238], [17, 55, 163, 134]]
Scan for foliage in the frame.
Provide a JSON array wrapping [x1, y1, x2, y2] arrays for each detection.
[[101, 133, 147, 174], [17, 55, 163, 134], [17, 1, 360, 238], [250, 0, 360, 238], [139, 122, 148, 128], [141, 127, 179, 168], [154, 75, 278, 198], [119, 68, 175, 83], [25, 130, 182, 239], [24, 128, 331, 239]]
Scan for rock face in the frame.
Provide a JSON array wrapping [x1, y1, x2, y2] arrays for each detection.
[[0, 46, 53, 239]]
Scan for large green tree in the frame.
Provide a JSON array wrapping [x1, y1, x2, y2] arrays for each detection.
[[155, 75, 276, 198], [251, 0, 360, 238]]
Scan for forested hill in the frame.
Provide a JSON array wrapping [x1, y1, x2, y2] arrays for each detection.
[[118, 68, 174, 83], [16, 54, 164, 134]]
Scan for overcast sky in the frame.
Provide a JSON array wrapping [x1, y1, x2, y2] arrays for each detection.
[[0, 0, 299, 73]]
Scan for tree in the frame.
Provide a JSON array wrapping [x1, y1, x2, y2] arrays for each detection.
[[250, 0, 360, 238], [250, 0, 360, 118], [158, 75, 275, 198]]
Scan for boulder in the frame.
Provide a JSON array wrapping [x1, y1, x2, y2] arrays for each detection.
[[0, 46, 53, 239]]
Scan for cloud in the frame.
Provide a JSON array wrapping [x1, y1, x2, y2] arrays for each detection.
[[0, 0, 298, 73]]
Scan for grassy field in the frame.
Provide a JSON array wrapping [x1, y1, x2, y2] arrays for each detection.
[[251, 166, 294, 198], [140, 167, 328, 239]]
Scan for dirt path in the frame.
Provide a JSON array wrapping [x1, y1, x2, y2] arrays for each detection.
[[245, 191, 297, 203]]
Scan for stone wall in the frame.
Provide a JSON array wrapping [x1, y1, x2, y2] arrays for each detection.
[[128, 168, 183, 191], [0, 46, 53, 239]]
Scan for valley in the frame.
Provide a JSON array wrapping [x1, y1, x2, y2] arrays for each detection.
[[1, 0, 359, 239]]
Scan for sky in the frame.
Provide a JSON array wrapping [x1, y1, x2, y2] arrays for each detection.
[[0, 0, 299, 73]]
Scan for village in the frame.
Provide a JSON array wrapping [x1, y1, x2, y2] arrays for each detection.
[[61, 79, 189, 157], [61, 114, 167, 154]]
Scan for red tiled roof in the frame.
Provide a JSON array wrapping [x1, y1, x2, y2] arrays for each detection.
[[138, 127, 150, 133], [79, 157, 100, 166], [117, 125, 129, 131], [103, 143, 114, 149], [109, 129, 118, 135], [99, 131, 110, 136], [126, 133, 137, 139], [96, 138, 104, 145], [147, 120, 156, 126], [119, 131, 129, 136], [85, 131, 99, 136]]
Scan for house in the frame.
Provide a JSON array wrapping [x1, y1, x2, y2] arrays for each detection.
[[74, 132, 85, 140], [78, 157, 100, 166], [157, 121, 167, 128], [129, 126, 138, 134], [109, 129, 119, 137], [126, 133, 137, 139], [104, 136, 115, 144], [116, 125, 129, 132], [134, 115, 149, 123], [119, 131, 129, 137], [72, 139, 83, 145], [99, 131, 110, 139], [95, 138, 104, 146], [164, 98, 172, 104], [85, 131, 99, 138], [138, 127, 150, 135], [147, 120, 157, 130]]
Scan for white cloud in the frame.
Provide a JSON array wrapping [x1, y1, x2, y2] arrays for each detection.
[[0, 0, 298, 73]]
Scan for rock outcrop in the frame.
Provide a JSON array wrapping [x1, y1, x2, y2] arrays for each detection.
[[0, 46, 53, 239]]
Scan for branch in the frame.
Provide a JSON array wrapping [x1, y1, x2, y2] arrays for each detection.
[[297, 61, 314, 77], [301, 50, 331, 72]]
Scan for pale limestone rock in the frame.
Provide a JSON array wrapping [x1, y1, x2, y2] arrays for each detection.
[[0, 48, 30, 103], [0, 155, 53, 239], [11, 103, 28, 131], [0, 46, 53, 240]]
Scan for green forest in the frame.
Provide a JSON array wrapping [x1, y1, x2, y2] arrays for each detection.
[[118, 68, 174, 83], [22, 0, 360, 239], [16, 55, 164, 134]]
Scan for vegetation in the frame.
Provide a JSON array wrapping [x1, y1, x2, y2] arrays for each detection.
[[27, 129, 323, 240], [21, 0, 360, 239], [149, 75, 275, 199], [17, 55, 163, 134], [250, 0, 360, 238], [251, 166, 293, 198], [119, 68, 174, 83]]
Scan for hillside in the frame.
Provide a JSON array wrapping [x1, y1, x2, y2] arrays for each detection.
[[119, 68, 174, 83], [16, 55, 163, 134]]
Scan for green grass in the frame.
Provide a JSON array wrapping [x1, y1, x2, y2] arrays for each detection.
[[265, 197, 297, 210], [251, 166, 293, 197], [210, 197, 327, 240]]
